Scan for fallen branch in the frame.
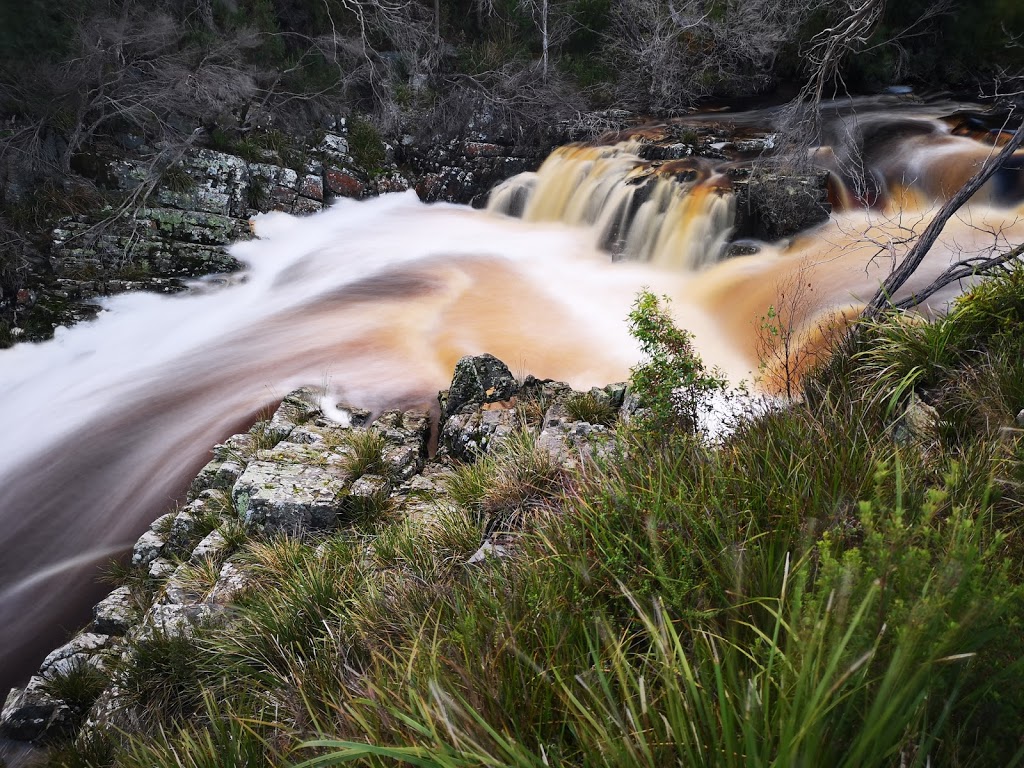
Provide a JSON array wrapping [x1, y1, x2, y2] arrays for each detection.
[[861, 119, 1024, 319]]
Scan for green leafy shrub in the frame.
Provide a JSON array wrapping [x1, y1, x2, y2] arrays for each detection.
[[628, 290, 726, 434]]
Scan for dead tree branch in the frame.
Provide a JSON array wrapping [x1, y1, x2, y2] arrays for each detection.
[[892, 241, 1024, 310], [861, 119, 1024, 319]]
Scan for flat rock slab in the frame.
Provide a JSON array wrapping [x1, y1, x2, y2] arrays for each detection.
[[234, 461, 348, 536]]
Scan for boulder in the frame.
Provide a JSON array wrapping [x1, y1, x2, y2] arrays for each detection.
[[732, 170, 831, 241], [440, 405, 520, 461], [234, 460, 349, 536], [441, 354, 518, 422], [92, 587, 137, 636]]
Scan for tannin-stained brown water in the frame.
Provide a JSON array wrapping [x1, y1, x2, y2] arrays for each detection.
[[1, 97, 1023, 693]]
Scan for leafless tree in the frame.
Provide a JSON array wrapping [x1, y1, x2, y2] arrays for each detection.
[[0, 5, 262, 181], [605, 0, 819, 112]]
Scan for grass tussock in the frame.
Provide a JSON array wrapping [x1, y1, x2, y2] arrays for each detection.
[[51, 268, 1024, 767]]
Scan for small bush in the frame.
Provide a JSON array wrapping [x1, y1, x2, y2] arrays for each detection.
[[339, 429, 389, 478], [445, 428, 565, 533], [347, 116, 386, 174], [159, 164, 195, 194], [40, 659, 108, 720], [628, 290, 726, 434]]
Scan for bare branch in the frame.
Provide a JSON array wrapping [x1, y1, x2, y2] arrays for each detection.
[[862, 119, 1024, 319]]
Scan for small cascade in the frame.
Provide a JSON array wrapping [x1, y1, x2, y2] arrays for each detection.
[[488, 142, 737, 270]]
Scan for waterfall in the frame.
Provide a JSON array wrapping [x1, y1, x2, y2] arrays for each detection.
[[1, 102, 1023, 690]]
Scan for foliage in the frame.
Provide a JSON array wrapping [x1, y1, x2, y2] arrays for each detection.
[[628, 290, 726, 433], [346, 117, 387, 175], [563, 390, 617, 425]]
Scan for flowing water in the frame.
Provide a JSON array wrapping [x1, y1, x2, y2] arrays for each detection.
[[1, 97, 1023, 692]]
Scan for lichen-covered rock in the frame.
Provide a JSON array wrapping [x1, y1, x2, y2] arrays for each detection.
[[234, 460, 349, 536], [1, 679, 70, 741], [140, 604, 218, 639], [207, 562, 253, 605], [166, 507, 199, 553], [189, 458, 232, 497], [190, 530, 228, 564], [1, 633, 116, 739], [266, 387, 323, 442], [441, 404, 520, 460], [162, 563, 202, 606], [131, 529, 166, 567], [537, 420, 613, 470], [39, 634, 113, 680], [441, 354, 519, 422], [93, 587, 137, 636], [349, 473, 391, 500], [148, 557, 176, 581]]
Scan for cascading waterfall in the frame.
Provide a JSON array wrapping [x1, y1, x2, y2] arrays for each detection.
[[1, 100, 1023, 692], [488, 143, 736, 269]]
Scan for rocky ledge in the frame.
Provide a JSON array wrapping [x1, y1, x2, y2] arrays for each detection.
[[1, 353, 630, 747]]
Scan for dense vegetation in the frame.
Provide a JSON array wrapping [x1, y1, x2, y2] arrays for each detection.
[[34, 268, 1024, 767]]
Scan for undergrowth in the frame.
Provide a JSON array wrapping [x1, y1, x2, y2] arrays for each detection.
[[44, 268, 1024, 767]]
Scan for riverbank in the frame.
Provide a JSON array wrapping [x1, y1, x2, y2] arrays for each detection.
[[6, 270, 1024, 765]]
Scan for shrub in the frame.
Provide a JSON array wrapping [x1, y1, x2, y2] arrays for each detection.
[[347, 117, 386, 175], [627, 290, 726, 434], [563, 391, 617, 426]]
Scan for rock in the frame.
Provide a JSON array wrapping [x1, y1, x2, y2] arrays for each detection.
[[39, 634, 113, 679], [1017, 409, 1024, 427], [93, 586, 137, 636], [732, 170, 831, 241], [266, 388, 323, 442], [190, 530, 228, 564], [189, 457, 244, 498], [383, 444, 421, 481], [900, 392, 940, 442], [162, 563, 202, 605], [467, 540, 511, 564], [234, 461, 349, 536], [349, 473, 391, 500], [441, 354, 519, 422], [319, 133, 351, 161], [148, 557, 176, 581], [299, 174, 324, 202], [1, 679, 69, 741], [325, 168, 366, 199], [166, 506, 199, 554], [537, 420, 613, 470], [207, 562, 253, 605], [140, 604, 218, 639], [131, 529, 167, 568], [440, 405, 520, 461], [2, 631, 119, 739]]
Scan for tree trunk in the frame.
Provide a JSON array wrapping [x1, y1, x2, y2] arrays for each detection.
[[541, 0, 548, 80]]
